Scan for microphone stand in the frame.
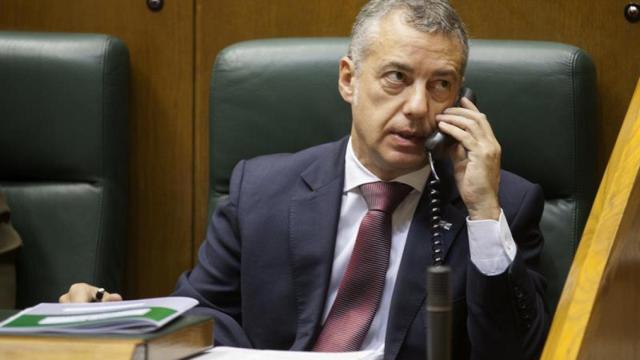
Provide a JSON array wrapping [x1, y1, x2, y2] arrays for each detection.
[[426, 265, 452, 360]]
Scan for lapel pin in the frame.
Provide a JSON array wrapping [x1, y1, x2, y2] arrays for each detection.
[[439, 220, 452, 231]]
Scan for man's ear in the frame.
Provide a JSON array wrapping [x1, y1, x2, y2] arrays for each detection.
[[338, 56, 356, 104]]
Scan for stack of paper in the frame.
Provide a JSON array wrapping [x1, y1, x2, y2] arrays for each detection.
[[0, 296, 197, 334], [198, 346, 383, 360]]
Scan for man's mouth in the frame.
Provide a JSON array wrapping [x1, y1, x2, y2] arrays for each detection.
[[392, 131, 426, 145]]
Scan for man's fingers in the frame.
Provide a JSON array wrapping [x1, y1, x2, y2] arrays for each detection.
[[59, 283, 123, 303], [104, 293, 123, 302], [438, 121, 475, 151], [447, 139, 468, 164], [437, 113, 479, 134], [443, 103, 494, 135], [66, 283, 96, 303], [459, 96, 479, 112], [437, 109, 499, 158]]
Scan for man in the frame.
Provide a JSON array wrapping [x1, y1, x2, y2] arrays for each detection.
[[0, 191, 22, 309], [61, 0, 549, 358]]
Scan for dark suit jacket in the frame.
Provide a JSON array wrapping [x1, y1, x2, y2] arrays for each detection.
[[0, 191, 22, 309], [174, 138, 549, 360]]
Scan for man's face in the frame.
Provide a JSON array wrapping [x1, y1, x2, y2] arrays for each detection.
[[339, 10, 465, 180]]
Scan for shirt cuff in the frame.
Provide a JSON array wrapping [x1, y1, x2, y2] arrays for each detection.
[[466, 209, 517, 276]]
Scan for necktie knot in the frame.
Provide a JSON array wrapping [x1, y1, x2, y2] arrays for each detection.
[[360, 181, 413, 213]]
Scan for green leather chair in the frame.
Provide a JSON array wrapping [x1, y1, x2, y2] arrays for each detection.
[[0, 32, 129, 308], [209, 38, 597, 313]]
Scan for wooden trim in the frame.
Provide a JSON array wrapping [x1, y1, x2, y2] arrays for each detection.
[[542, 78, 640, 359]]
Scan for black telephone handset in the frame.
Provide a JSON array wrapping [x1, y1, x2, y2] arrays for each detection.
[[424, 87, 477, 159]]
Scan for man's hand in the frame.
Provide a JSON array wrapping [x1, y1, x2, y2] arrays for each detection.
[[435, 97, 501, 220], [59, 283, 123, 303]]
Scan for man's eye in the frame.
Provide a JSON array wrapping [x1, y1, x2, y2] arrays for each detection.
[[434, 80, 450, 90], [429, 80, 454, 101], [386, 71, 406, 83]]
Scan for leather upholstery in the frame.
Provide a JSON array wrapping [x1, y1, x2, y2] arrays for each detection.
[[0, 191, 22, 308], [0, 32, 129, 308], [210, 38, 597, 312]]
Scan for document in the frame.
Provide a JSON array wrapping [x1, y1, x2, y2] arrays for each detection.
[[196, 346, 383, 360], [0, 296, 197, 334]]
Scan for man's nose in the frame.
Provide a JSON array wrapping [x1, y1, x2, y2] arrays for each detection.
[[403, 85, 429, 120]]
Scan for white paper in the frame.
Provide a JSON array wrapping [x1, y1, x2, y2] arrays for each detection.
[[39, 308, 151, 325], [194, 346, 383, 360]]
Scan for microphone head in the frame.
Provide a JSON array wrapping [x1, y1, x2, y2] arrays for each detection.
[[426, 265, 452, 308]]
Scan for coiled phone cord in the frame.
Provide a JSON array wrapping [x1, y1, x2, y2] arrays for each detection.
[[427, 152, 444, 266]]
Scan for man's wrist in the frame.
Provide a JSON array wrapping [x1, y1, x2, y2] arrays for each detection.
[[467, 203, 501, 221]]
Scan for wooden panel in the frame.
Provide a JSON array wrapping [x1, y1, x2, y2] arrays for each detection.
[[450, 0, 640, 174], [0, 0, 196, 298], [193, 0, 367, 256], [542, 79, 640, 359]]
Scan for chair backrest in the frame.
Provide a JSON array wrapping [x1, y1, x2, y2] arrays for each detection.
[[210, 38, 597, 312], [0, 32, 129, 308]]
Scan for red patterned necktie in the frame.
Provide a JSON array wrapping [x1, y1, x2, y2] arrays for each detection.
[[313, 181, 413, 352]]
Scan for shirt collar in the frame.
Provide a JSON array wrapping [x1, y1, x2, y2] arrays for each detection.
[[344, 137, 430, 193]]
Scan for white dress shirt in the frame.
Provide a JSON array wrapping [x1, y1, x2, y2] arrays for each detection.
[[320, 138, 517, 354]]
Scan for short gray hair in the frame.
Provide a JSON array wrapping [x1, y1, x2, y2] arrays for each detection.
[[349, 0, 469, 74]]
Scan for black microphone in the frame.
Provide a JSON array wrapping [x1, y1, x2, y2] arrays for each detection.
[[426, 265, 452, 360]]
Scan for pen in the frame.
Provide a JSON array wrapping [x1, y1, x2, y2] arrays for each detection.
[[92, 288, 105, 302]]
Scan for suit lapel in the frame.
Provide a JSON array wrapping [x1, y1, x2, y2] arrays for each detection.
[[288, 139, 347, 350], [384, 160, 467, 360]]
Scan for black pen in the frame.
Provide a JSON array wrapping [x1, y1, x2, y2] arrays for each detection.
[[92, 288, 105, 302]]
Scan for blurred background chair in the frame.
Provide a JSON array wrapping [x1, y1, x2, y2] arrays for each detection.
[[209, 38, 597, 313], [0, 32, 129, 308]]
